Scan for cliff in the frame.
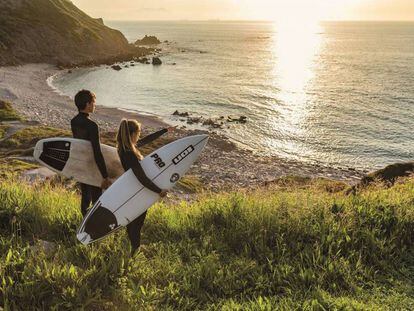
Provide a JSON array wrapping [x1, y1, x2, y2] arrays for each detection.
[[0, 0, 147, 66]]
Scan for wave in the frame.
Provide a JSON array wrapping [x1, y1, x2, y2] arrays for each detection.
[[46, 73, 68, 97]]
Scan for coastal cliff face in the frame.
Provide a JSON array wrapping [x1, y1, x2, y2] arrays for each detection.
[[0, 0, 140, 66]]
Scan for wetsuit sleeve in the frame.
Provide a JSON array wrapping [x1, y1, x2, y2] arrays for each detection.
[[89, 122, 108, 179], [125, 152, 162, 194], [70, 120, 74, 136], [136, 128, 168, 147]]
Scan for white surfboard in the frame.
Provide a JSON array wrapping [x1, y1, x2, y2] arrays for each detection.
[[77, 134, 208, 245], [33, 138, 124, 187]]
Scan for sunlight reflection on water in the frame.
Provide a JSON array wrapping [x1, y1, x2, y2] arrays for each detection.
[[52, 21, 414, 170]]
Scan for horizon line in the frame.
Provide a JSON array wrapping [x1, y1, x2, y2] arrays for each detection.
[[105, 19, 414, 23]]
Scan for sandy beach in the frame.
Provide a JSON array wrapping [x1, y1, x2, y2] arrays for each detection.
[[0, 63, 365, 190]]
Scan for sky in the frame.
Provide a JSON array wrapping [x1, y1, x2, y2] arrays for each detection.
[[71, 0, 414, 21]]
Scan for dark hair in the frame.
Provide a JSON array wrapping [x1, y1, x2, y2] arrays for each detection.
[[74, 90, 96, 111]]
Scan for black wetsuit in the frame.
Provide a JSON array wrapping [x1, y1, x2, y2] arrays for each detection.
[[71, 112, 108, 216], [119, 128, 168, 253]]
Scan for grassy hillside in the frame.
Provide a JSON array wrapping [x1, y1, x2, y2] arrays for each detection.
[[0, 0, 148, 66], [1, 173, 414, 310], [0, 101, 21, 122]]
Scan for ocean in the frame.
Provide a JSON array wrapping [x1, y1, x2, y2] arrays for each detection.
[[51, 21, 414, 170]]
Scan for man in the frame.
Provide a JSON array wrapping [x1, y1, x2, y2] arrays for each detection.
[[71, 90, 111, 216]]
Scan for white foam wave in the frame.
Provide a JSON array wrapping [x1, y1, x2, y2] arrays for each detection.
[[46, 73, 68, 97]]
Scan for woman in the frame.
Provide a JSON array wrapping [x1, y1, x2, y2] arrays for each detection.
[[116, 119, 175, 255]]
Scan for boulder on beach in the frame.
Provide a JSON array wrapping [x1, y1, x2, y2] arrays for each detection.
[[152, 57, 162, 65], [172, 110, 189, 117], [137, 57, 148, 64], [227, 116, 248, 124], [187, 117, 202, 124], [111, 65, 122, 71], [202, 118, 222, 128], [135, 35, 161, 45]]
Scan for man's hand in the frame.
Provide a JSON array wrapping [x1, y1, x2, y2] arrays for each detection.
[[159, 190, 168, 198], [167, 126, 178, 133], [101, 178, 112, 190]]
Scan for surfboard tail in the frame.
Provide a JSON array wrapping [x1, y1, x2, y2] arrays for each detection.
[[33, 139, 71, 172], [77, 232, 92, 245]]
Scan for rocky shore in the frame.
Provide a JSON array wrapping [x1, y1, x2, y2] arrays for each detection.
[[0, 64, 366, 192]]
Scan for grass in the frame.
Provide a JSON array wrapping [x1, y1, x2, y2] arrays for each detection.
[[0, 125, 9, 139], [1, 174, 414, 310], [177, 175, 204, 193], [0, 126, 71, 150], [0, 159, 38, 178], [0, 101, 21, 122]]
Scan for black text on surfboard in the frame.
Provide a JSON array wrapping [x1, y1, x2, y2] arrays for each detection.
[[151, 153, 166, 168], [173, 145, 195, 165]]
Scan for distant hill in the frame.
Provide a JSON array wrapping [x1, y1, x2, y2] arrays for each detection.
[[0, 0, 147, 66]]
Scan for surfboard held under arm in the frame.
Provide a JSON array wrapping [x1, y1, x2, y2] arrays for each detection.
[[76, 134, 208, 245], [33, 137, 124, 187]]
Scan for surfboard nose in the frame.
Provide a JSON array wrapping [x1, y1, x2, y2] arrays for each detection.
[[200, 134, 209, 144], [196, 134, 209, 150], [193, 134, 209, 146]]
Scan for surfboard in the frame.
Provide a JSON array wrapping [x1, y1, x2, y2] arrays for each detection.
[[33, 138, 124, 187], [76, 134, 208, 245]]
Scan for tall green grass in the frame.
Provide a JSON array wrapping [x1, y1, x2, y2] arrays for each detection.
[[1, 176, 414, 310], [0, 101, 21, 122]]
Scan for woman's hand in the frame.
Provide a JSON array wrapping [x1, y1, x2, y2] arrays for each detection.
[[167, 126, 178, 133], [159, 190, 168, 198]]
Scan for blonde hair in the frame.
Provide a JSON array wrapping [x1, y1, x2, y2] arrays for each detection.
[[116, 119, 143, 160]]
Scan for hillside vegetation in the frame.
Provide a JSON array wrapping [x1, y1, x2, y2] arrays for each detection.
[[1, 172, 414, 310], [1, 101, 414, 310], [0, 0, 148, 66]]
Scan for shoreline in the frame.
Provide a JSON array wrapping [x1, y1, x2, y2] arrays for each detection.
[[0, 63, 365, 190], [0, 64, 168, 131]]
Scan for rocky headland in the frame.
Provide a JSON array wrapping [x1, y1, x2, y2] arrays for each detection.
[[0, 0, 151, 67]]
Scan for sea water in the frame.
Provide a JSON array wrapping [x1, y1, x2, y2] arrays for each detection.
[[51, 21, 414, 170]]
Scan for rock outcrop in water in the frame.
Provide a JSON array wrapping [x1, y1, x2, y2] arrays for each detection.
[[0, 0, 150, 66], [135, 35, 161, 45], [171, 111, 249, 129], [152, 57, 162, 65]]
